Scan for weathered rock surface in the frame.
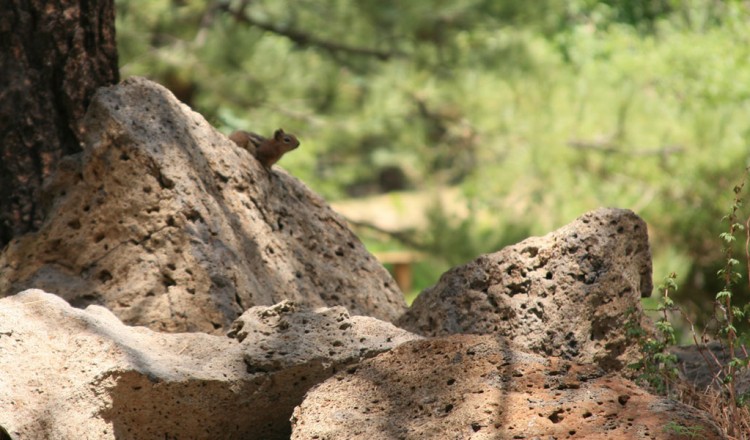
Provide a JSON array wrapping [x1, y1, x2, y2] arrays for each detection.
[[398, 208, 653, 372], [291, 334, 724, 440], [229, 300, 421, 374], [0, 290, 417, 440], [0, 77, 405, 333]]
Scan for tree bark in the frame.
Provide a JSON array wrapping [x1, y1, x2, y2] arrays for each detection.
[[0, 0, 119, 248]]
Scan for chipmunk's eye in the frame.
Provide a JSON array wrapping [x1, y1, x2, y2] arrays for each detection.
[[283, 136, 292, 143]]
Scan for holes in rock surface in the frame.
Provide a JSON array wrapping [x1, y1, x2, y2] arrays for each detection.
[[157, 172, 175, 190], [98, 270, 113, 283], [67, 219, 82, 230], [591, 321, 608, 341], [70, 293, 101, 308], [162, 274, 176, 287], [94, 233, 105, 243], [471, 423, 482, 432], [335, 248, 344, 257], [167, 263, 176, 271], [120, 152, 130, 161], [447, 378, 456, 385], [444, 404, 454, 413], [246, 364, 269, 374], [83, 205, 90, 212], [166, 216, 176, 227], [143, 186, 152, 194], [214, 172, 229, 183], [616, 226, 624, 234], [185, 209, 202, 222], [582, 411, 592, 418], [617, 395, 630, 406], [548, 409, 564, 423], [145, 291, 155, 297]]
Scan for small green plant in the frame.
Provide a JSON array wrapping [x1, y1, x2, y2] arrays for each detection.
[[701, 167, 750, 436], [662, 421, 704, 438], [626, 273, 679, 396], [671, 166, 750, 439]]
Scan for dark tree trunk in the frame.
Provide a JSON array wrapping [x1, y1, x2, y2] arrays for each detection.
[[0, 0, 119, 248]]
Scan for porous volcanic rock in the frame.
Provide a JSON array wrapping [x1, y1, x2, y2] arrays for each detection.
[[229, 300, 421, 374], [398, 208, 652, 372], [0, 290, 417, 440], [291, 335, 724, 440], [0, 77, 405, 333]]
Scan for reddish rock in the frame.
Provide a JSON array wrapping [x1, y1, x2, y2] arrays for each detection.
[[291, 335, 724, 439]]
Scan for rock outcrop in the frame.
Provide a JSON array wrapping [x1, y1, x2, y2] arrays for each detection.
[[291, 334, 724, 439], [229, 300, 420, 374], [0, 290, 417, 440], [398, 208, 653, 372], [0, 77, 405, 333], [0, 75, 728, 438]]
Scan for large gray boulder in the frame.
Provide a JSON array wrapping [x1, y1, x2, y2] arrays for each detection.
[[0, 77, 405, 333], [0, 290, 417, 440], [398, 208, 653, 371]]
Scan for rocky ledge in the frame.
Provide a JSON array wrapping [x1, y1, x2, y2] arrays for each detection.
[[0, 77, 728, 439]]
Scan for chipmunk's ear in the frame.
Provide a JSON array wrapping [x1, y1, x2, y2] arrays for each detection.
[[274, 129, 285, 140]]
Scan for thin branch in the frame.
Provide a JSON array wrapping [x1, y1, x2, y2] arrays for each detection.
[[345, 218, 424, 251], [220, 4, 404, 61], [567, 138, 684, 158]]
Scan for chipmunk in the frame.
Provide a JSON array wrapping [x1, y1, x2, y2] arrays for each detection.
[[229, 128, 300, 169]]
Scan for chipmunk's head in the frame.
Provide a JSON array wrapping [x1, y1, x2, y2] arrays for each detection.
[[274, 129, 300, 152]]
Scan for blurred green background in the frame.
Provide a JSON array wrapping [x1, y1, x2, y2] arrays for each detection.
[[116, 0, 750, 330]]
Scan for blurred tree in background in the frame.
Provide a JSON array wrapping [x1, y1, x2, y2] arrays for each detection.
[[116, 0, 750, 325]]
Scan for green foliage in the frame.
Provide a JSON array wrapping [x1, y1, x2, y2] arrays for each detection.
[[662, 421, 704, 438], [625, 273, 679, 395], [116, 4, 750, 433], [116, 0, 750, 307], [418, 199, 532, 267], [654, 170, 750, 438]]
